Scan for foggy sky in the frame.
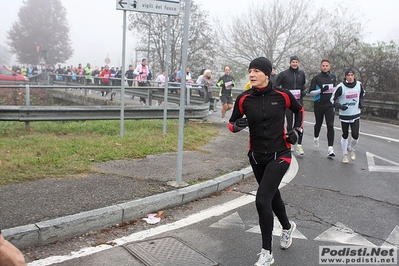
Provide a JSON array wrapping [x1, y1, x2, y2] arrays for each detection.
[[1, 0, 399, 68]]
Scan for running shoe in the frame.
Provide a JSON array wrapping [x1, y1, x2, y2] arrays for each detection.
[[313, 137, 319, 148], [280, 221, 296, 249], [254, 249, 274, 266], [349, 149, 356, 161], [296, 145, 304, 155], [327, 146, 335, 157], [343, 154, 349, 164]]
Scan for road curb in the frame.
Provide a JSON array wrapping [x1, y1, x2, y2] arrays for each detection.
[[3, 167, 253, 249]]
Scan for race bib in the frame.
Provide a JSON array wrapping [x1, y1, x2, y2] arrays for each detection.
[[345, 89, 358, 99], [225, 81, 233, 90], [291, 89, 301, 99], [322, 84, 334, 94]]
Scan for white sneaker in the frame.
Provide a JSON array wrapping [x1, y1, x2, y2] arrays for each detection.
[[327, 146, 335, 157], [280, 221, 296, 249], [208, 110, 213, 115], [349, 149, 356, 161], [254, 249, 274, 266], [313, 137, 319, 148], [296, 145, 304, 155], [343, 154, 349, 164], [221, 118, 226, 123]]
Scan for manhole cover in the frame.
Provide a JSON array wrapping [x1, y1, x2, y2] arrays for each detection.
[[124, 236, 219, 266]]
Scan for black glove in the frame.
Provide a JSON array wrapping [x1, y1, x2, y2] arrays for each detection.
[[139, 72, 143, 74], [301, 90, 306, 97], [234, 118, 248, 131], [336, 103, 348, 110], [321, 85, 329, 92], [286, 128, 301, 145]]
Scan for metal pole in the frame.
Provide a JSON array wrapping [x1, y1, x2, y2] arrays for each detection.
[[163, 15, 171, 135], [147, 27, 150, 61], [120, 10, 127, 137], [176, 0, 191, 185], [25, 84, 30, 130]]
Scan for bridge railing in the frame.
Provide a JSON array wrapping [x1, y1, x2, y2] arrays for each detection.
[[0, 84, 212, 123], [1, 83, 398, 122], [0, 104, 210, 122]]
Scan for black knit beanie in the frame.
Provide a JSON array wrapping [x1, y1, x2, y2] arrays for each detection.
[[345, 68, 355, 76], [248, 57, 272, 77], [290, 55, 299, 62]]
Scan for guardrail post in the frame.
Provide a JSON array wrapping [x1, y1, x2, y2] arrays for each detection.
[[83, 78, 87, 96], [25, 84, 30, 130], [148, 87, 153, 106]]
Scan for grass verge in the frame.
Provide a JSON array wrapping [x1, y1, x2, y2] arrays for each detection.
[[0, 120, 218, 186]]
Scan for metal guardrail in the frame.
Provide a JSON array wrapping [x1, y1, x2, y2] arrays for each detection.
[[119, 87, 220, 111], [0, 104, 210, 122], [302, 97, 399, 120], [0, 82, 213, 122], [1, 83, 399, 122]]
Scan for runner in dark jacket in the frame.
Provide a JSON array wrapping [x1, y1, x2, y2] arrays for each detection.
[[309, 59, 337, 157], [228, 57, 304, 266], [274, 55, 306, 155]]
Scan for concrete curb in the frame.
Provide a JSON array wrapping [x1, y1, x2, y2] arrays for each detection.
[[3, 167, 253, 249]]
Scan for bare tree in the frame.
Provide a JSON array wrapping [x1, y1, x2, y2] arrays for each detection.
[[299, 4, 364, 78], [128, 1, 218, 78], [213, 0, 323, 71], [7, 0, 73, 65]]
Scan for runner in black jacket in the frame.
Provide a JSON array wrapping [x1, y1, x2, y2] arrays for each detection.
[[228, 57, 304, 266], [274, 55, 306, 155], [309, 59, 337, 157]]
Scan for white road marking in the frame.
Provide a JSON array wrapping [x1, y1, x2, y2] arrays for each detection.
[[382, 225, 399, 248], [209, 212, 245, 229], [246, 216, 307, 240], [28, 194, 255, 266], [304, 120, 399, 143], [314, 222, 376, 246], [366, 152, 399, 173]]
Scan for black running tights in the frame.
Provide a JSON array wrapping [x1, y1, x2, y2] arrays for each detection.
[[249, 150, 291, 252], [313, 104, 335, 146], [341, 119, 360, 140]]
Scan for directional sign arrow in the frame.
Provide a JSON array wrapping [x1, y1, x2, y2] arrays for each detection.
[[118, 0, 127, 8]]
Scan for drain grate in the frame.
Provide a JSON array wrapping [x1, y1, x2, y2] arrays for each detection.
[[124, 236, 219, 266]]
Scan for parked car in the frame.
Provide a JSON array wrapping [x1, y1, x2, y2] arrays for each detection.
[[0, 67, 29, 85]]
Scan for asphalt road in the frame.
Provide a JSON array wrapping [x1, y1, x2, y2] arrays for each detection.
[[19, 108, 399, 265]]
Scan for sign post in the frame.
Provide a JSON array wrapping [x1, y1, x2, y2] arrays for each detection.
[[175, 0, 190, 186], [116, 0, 185, 185]]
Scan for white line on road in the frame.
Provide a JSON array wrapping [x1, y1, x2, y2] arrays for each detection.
[[28, 194, 255, 266], [304, 121, 399, 143]]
